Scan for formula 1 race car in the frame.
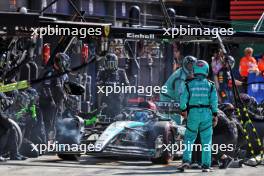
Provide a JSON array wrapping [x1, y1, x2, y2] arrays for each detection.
[[87, 107, 181, 164]]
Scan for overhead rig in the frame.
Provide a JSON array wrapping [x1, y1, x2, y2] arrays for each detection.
[[0, 11, 263, 45], [110, 27, 264, 44], [0, 12, 111, 37]]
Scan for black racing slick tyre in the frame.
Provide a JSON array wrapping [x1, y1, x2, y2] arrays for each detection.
[[9, 118, 23, 149], [151, 123, 174, 164], [0, 119, 23, 155]]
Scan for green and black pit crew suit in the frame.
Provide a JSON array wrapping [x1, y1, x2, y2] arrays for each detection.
[[180, 75, 218, 167]]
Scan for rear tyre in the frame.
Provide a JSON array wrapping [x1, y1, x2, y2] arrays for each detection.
[[9, 119, 23, 149], [0, 119, 23, 156]]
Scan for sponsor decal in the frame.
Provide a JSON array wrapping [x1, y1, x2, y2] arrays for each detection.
[[126, 33, 155, 39]]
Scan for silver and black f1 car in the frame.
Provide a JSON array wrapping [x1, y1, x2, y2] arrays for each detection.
[[87, 107, 181, 164]]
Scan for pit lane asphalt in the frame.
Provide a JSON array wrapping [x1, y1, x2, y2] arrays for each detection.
[[0, 155, 263, 176]]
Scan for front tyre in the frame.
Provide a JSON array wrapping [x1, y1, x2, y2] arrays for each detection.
[[151, 128, 173, 164]]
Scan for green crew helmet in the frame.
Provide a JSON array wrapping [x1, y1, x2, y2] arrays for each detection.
[[193, 60, 209, 76], [182, 56, 197, 75]]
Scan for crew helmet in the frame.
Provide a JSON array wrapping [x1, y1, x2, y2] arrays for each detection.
[[104, 53, 118, 70], [193, 60, 209, 76], [182, 56, 197, 75]]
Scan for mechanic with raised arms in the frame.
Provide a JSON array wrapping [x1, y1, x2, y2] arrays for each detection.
[[178, 60, 218, 172], [160, 56, 197, 125], [96, 53, 130, 118]]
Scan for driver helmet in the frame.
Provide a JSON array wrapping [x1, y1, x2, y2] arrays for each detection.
[[134, 111, 149, 122]]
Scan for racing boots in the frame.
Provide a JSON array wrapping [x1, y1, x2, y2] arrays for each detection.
[[202, 165, 213, 172], [177, 162, 190, 172], [0, 156, 7, 162], [178, 163, 213, 172], [10, 154, 28, 161], [190, 162, 202, 169]]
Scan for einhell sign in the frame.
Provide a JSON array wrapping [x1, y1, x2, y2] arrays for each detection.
[[230, 0, 264, 20]]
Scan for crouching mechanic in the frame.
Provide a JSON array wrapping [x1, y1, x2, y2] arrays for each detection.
[[178, 60, 218, 172], [159, 56, 197, 125], [0, 93, 27, 161]]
